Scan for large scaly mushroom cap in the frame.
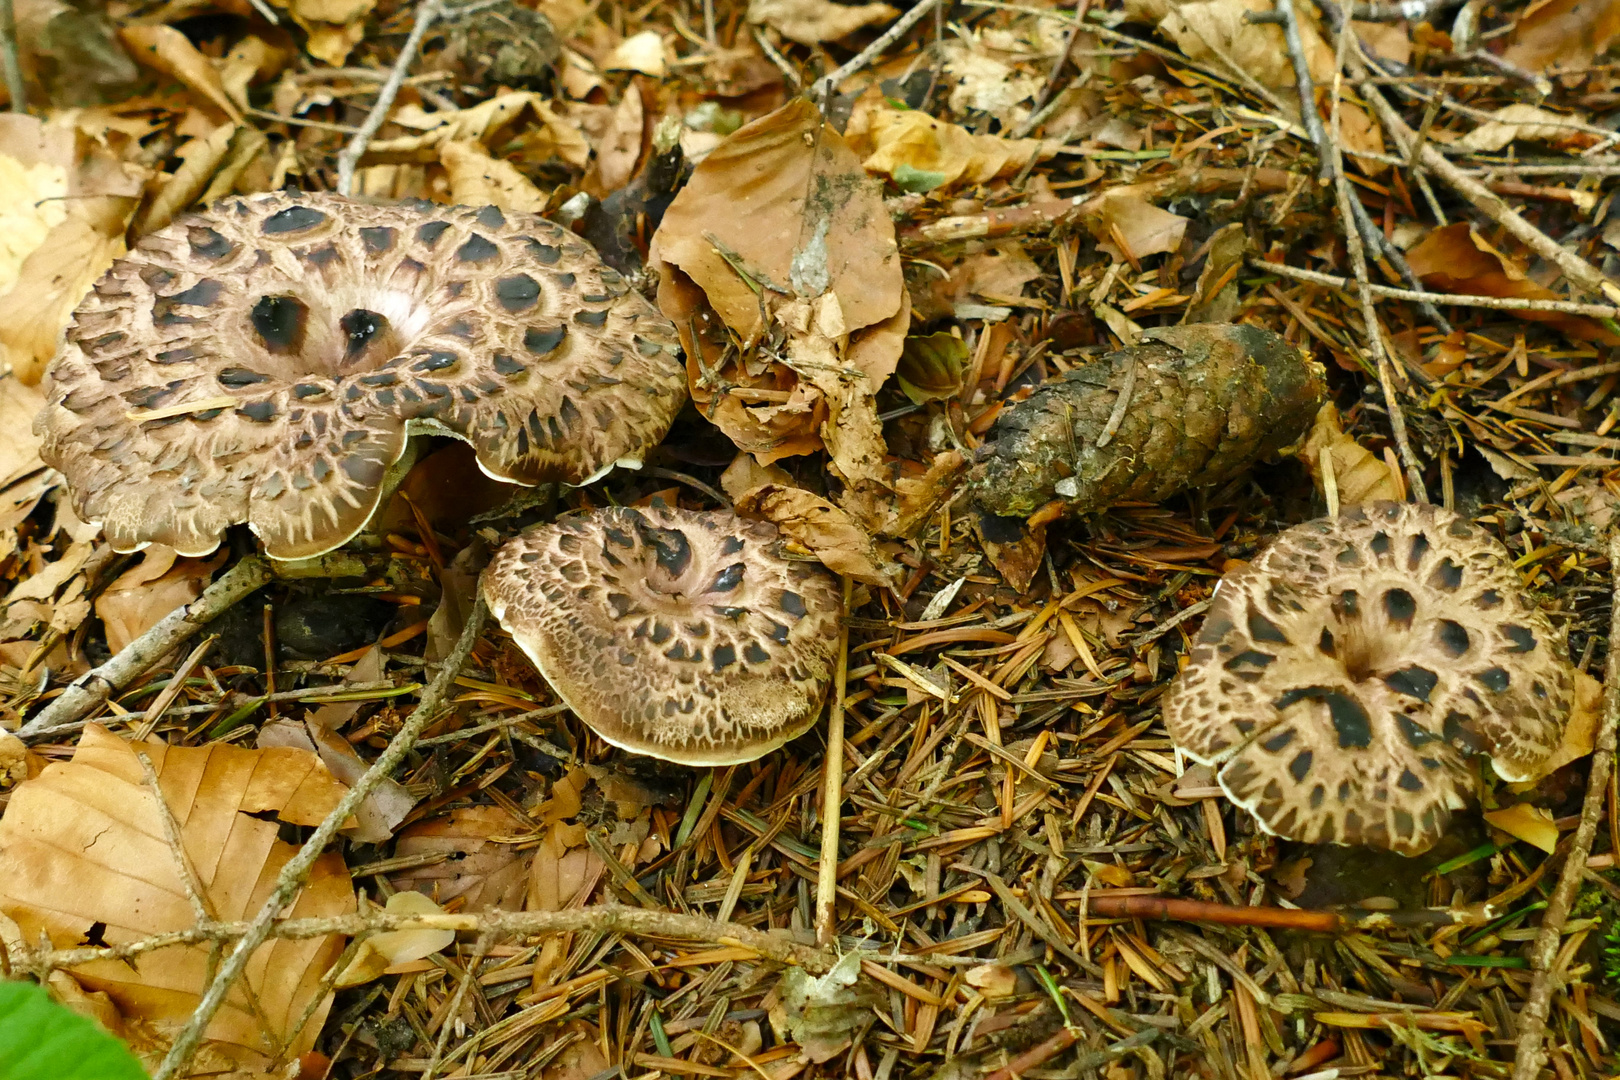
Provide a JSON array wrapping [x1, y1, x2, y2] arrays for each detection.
[[1163, 502, 1574, 855], [482, 506, 843, 766], [36, 190, 687, 561]]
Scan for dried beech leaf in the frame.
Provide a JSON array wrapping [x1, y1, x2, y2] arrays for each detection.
[[1483, 803, 1559, 853], [117, 25, 241, 121], [334, 892, 454, 988], [1406, 223, 1620, 344], [94, 549, 222, 654], [1502, 0, 1620, 73], [970, 324, 1326, 518], [391, 806, 531, 910], [1301, 403, 1401, 508], [747, 0, 899, 44], [1091, 191, 1189, 261], [603, 30, 667, 76], [1517, 669, 1602, 782], [734, 483, 900, 587], [0, 725, 353, 1066]]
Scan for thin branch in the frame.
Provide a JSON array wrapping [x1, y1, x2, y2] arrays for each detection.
[[335, 0, 446, 196], [1511, 531, 1620, 1080], [1356, 60, 1620, 306], [20, 557, 273, 740], [1255, 259, 1620, 318], [154, 596, 489, 1080], [813, 0, 948, 103]]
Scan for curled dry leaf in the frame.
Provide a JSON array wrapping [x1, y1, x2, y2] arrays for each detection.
[[1517, 669, 1603, 783], [1406, 223, 1620, 344], [734, 483, 901, 588], [334, 892, 455, 988], [747, 0, 899, 45], [650, 98, 907, 532], [771, 951, 875, 1063], [0, 725, 353, 1066], [116, 25, 242, 121], [274, 0, 377, 65], [895, 332, 969, 405], [970, 324, 1326, 519], [94, 547, 223, 654], [1301, 403, 1401, 509], [367, 93, 589, 170], [848, 106, 1060, 193], [1088, 190, 1190, 262], [1483, 803, 1559, 853], [603, 30, 668, 76]]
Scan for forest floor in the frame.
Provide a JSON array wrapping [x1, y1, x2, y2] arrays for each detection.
[[4, 0, 1620, 1078]]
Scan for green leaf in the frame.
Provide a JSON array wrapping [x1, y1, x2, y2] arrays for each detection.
[[0, 980, 147, 1080], [891, 163, 948, 194], [895, 332, 970, 405]]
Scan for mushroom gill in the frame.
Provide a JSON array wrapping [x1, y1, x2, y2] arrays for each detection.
[[36, 190, 688, 561], [1162, 501, 1574, 855], [481, 506, 844, 766]]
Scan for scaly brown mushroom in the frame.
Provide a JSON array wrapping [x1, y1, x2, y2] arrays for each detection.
[[482, 506, 843, 765], [1163, 501, 1574, 855], [36, 190, 687, 560]]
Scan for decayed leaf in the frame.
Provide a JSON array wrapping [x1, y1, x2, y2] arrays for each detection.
[[1156, 0, 1333, 94], [734, 483, 900, 587], [134, 121, 239, 235], [0, 725, 354, 1066], [650, 98, 907, 531], [1483, 803, 1559, 853], [849, 106, 1059, 192], [970, 324, 1326, 519], [1301, 403, 1401, 508], [391, 806, 531, 910], [334, 892, 455, 988], [747, 0, 898, 45], [1455, 103, 1597, 152], [1518, 670, 1603, 782], [116, 25, 242, 121], [1502, 0, 1620, 73], [367, 93, 589, 169], [1406, 223, 1620, 344], [771, 951, 873, 1063], [273, 0, 378, 65]]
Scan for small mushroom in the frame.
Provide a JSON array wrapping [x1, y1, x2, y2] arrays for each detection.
[[37, 190, 687, 560], [482, 506, 844, 765], [1163, 502, 1574, 855]]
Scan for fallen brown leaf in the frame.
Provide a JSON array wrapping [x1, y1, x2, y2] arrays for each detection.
[[735, 483, 900, 587]]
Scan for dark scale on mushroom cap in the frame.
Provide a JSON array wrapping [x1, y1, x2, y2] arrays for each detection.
[[482, 506, 844, 766], [36, 190, 687, 560], [1162, 502, 1574, 856]]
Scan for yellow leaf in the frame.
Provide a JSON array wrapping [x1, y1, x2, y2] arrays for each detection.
[[1483, 803, 1560, 853], [334, 892, 455, 987]]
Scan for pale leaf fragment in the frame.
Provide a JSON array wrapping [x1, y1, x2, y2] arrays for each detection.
[[334, 892, 454, 988], [747, 0, 898, 45], [1456, 103, 1595, 152], [1483, 803, 1559, 853], [440, 141, 550, 213]]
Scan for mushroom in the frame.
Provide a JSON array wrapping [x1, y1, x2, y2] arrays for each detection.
[[1163, 501, 1574, 855], [482, 506, 843, 765], [36, 190, 687, 561]]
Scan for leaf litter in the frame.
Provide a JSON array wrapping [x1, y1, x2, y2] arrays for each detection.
[[0, 0, 1619, 1077]]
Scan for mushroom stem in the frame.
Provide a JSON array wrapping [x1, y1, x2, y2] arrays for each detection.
[[19, 556, 274, 740], [814, 575, 853, 947]]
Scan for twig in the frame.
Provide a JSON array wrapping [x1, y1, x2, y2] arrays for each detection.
[[815, 576, 854, 946], [0, 0, 22, 112], [1255, 259, 1620, 319], [1511, 531, 1620, 1080], [20, 557, 273, 740], [814, 0, 948, 103], [1275, 0, 1329, 182], [1355, 61, 1620, 306], [1324, 20, 1428, 503], [335, 0, 447, 196], [24, 903, 839, 977], [153, 596, 488, 1080]]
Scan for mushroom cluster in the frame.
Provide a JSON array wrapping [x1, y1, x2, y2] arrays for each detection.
[[37, 190, 687, 561], [482, 506, 843, 765], [1163, 502, 1574, 855]]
